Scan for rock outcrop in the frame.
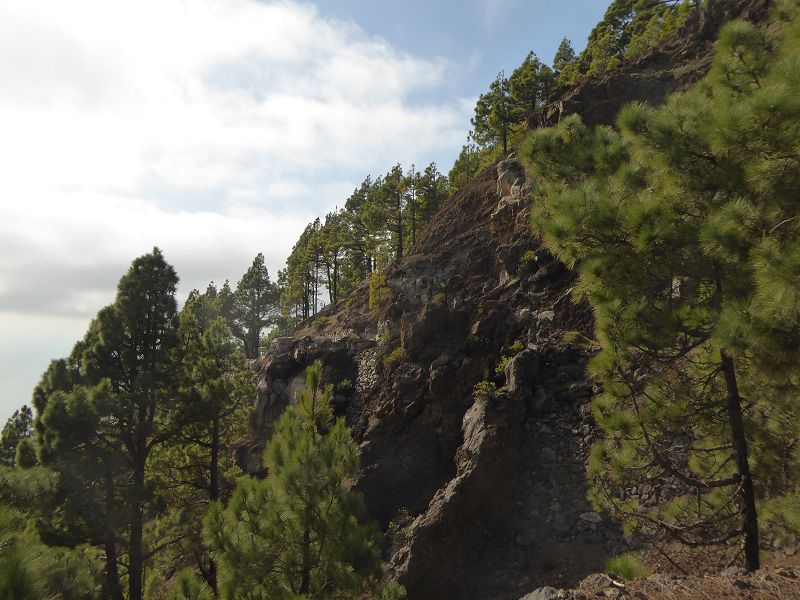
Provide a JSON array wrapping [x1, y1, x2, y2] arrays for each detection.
[[247, 161, 618, 599]]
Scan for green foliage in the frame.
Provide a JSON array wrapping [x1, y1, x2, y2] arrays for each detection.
[[448, 136, 483, 194], [387, 507, 414, 549], [508, 51, 555, 122], [495, 355, 512, 376], [577, 0, 701, 78], [205, 362, 401, 599], [313, 315, 331, 331], [14, 438, 37, 469], [519, 250, 538, 271], [553, 37, 580, 88], [473, 381, 498, 401], [605, 554, 649, 580], [34, 248, 187, 600], [465, 334, 489, 353], [0, 405, 33, 467], [384, 347, 405, 368], [369, 271, 389, 310], [146, 569, 213, 600], [377, 329, 393, 346], [282, 162, 448, 319], [337, 379, 353, 391], [520, 2, 800, 570], [508, 341, 525, 354], [0, 503, 103, 600], [472, 71, 514, 154], [228, 253, 281, 358], [431, 292, 447, 306]]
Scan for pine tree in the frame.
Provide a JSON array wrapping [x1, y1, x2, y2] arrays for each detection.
[[552, 37, 580, 88], [417, 162, 448, 226], [448, 135, 481, 194], [36, 248, 182, 600], [471, 71, 513, 154], [0, 406, 33, 466], [148, 285, 254, 594], [205, 362, 402, 599], [230, 253, 280, 358], [520, 2, 800, 571], [508, 51, 554, 124]]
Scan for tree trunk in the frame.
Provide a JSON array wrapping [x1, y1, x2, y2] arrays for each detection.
[[721, 350, 760, 571], [104, 470, 125, 600], [396, 196, 403, 265], [208, 417, 220, 593], [129, 457, 145, 600], [300, 523, 311, 594]]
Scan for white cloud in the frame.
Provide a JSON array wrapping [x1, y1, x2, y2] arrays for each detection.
[[0, 0, 473, 420]]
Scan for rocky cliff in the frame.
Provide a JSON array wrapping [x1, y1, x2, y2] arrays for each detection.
[[248, 159, 616, 600], [244, 2, 776, 599]]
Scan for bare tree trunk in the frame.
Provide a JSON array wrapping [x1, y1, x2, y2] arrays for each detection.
[[721, 350, 760, 571], [208, 417, 220, 593], [104, 470, 125, 600], [129, 458, 145, 600]]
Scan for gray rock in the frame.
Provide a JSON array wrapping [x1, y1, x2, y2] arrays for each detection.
[[579, 511, 604, 524], [519, 586, 562, 600]]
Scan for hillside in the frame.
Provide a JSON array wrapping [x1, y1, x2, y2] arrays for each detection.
[[243, 1, 794, 599]]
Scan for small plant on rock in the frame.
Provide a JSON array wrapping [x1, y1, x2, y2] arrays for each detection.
[[508, 340, 525, 354], [384, 347, 405, 368], [369, 271, 389, 310], [431, 292, 447, 306], [605, 555, 649, 581], [473, 380, 497, 401], [495, 355, 512, 376], [519, 250, 537, 270], [313, 315, 331, 331], [387, 507, 414, 549], [465, 334, 489, 353]]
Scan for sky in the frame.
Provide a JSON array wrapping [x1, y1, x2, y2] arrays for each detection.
[[0, 0, 610, 423]]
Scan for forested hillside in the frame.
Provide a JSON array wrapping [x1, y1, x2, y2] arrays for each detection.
[[2, 1, 799, 599]]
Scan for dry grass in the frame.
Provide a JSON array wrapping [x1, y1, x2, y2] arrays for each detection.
[[624, 569, 800, 600]]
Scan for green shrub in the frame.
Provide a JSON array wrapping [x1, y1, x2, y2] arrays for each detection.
[[377, 329, 393, 345], [604, 555, 649, 581], [387, 507, 414, 548], [509, 341, 525, 354], [431, 292, 447, 306], [384, 347, 405, 368], [338, 379, 353, 391], [465, 334, 489, 352], [495, 355, 512, 376], [520, 250, 537, 270], [369, 272, 389, 310], [313, 316, 331, 331], [473, 380, 497, 401]]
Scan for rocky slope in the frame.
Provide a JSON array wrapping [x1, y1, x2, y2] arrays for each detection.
[[248, 159, 617, 600], [545, 0, 772, 127], [244, 2, 778, 599]]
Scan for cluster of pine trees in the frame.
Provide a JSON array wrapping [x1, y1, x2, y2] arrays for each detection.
[[449, 0, 705, 192], [565, 0, 700, 83], [0, 251, 397, 599], [521, 0, 800, 570], [280, 163, 448, 320]]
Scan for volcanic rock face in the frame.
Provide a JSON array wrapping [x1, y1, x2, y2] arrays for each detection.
[[248, 162, 620, 599]]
